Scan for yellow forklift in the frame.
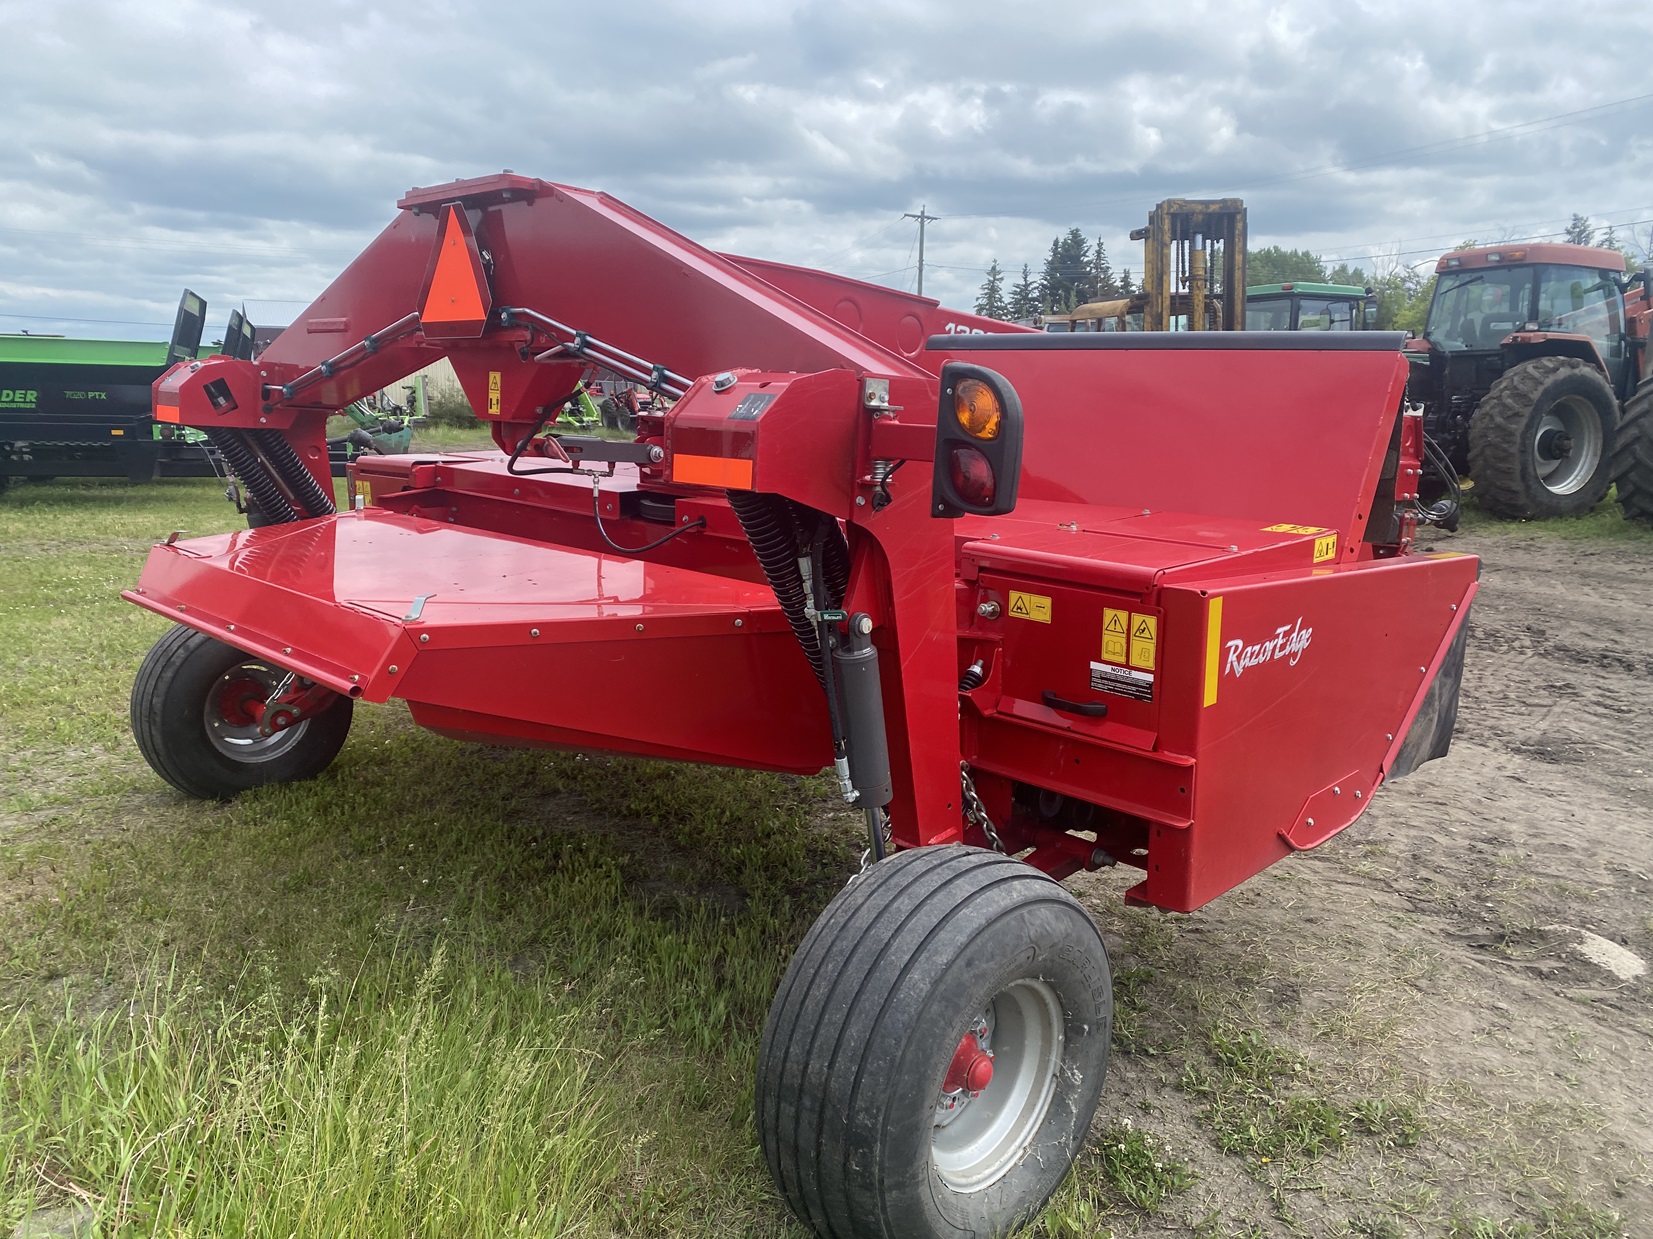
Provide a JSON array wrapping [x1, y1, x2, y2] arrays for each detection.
[[1043, 198, 1247, 333]]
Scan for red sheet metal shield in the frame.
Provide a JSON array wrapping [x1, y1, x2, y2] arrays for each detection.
[[419, 204, 492, 338]]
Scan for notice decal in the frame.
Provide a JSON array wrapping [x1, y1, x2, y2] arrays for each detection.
[[1224, 618, 1312, 679], [1090, 661, 1153, 702]]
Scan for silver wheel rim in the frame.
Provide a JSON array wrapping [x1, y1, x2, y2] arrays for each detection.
[[1532, 394, 1604, 496], [931, 978, 1064, 1192], [203, 664, 310, 762]]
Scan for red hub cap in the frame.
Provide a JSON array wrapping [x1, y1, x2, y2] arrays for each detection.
[[216, 676, 267, 727], [942, 1029, 994, 1096]]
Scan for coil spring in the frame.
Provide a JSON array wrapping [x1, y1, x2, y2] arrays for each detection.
[[207, 429, 297, 525], [252, 429, 336, 518]]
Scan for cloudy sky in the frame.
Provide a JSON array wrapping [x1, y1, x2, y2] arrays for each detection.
[[2, 0, 1651, 340]]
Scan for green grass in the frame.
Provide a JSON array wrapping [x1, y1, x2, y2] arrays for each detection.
[[0, 473, 1641, 1237], [4, 951, 618, 1236], [1456, 488, 1653, 541], [0, 476, 853, 1235], [1035, 1124, 1196, 1237]]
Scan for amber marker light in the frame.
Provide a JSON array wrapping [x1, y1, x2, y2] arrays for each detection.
[[954, 377, 1003, 440]]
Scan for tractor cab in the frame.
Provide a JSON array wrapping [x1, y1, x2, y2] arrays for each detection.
[[1404, 242, 1649, 520], [1245, 282, 1376, 331], [1421, 247, 1634, 394]]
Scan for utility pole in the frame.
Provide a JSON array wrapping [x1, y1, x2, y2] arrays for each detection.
[[903, 205, 937, 296]]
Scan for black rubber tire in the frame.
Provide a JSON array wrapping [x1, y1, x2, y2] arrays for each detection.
[[1611, 382, 1653, 528], [130, 625, 353, 800], [756, 845, 1111, 1239], [1467, 356, 1618, 519]]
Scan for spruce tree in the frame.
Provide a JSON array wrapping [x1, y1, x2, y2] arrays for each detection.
[[974, 260, 1009, 319], [1039, 239, 1063, 313], [1058, 229, 1091, 304], [1090, 237, 1118, 299], [1009, 264, 1039, 320]]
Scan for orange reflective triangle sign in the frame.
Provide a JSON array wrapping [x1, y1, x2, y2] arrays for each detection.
[[420, 204, 490, 336]]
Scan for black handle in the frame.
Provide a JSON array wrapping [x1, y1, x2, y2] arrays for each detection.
[[1042, 690, 1107, 718]]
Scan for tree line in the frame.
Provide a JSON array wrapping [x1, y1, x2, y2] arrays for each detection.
[[972, 229, 1136, 321], [973, 213, 1648, 331]]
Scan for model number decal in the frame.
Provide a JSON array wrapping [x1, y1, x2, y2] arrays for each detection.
[[1225, 618, 1312, 678]]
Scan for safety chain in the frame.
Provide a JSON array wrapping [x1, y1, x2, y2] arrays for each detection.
[[960, 761, 1006, 854], [849, 809, 895, 884]]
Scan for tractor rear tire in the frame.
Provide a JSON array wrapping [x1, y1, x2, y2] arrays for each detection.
[[1611, 382, 1653, 527], [131, 625, 353, 800], [756, 845, 1111, 1239], [1467, 356, 1617, 519]]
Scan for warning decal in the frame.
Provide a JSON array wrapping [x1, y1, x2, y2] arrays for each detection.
[[1263, 522, 1327, 535], [1312, 532, 1338, 563], [1091, 661, 1154, 702], [1009, 591, 1052, 623], [1129, 613, 1157, 669], [1102, 608, 1129, 663], [487, 370, 502, 416]]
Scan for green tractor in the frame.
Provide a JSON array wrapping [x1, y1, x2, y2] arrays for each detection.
[[1245, 282, 1378, 331], [1404, 243, 1653, 520], [0, 292, 229, 485], [1, 291, 425, 492]]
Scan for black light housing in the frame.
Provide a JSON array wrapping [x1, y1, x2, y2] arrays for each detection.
[[932, 362, 1024, 517]]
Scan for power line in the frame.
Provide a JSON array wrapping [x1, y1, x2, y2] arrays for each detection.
[[0, 310, 173, 326], [1317, 215, 1653, 268], [1297, 203, 1653, 261], [809, 216, 912, 267]]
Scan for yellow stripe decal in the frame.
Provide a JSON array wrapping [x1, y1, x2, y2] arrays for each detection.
[[1203, 595, 1223, 707]]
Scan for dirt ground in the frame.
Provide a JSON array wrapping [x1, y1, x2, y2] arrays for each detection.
[[1067, 519, 1652, 1236]]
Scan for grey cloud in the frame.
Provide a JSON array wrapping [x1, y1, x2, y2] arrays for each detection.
[[1, 0, 1649, 333]]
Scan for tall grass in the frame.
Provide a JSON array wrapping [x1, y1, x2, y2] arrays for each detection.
[[2, 948, 618, 1236]]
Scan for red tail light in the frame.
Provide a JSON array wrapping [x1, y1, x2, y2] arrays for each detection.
[[949, 446, 996, 507]]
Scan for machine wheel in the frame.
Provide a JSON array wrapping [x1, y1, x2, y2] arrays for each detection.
[[1610, 382, 1653, 527], [756, 845, 1111, 1239], [130, 625, 353, 800], [1468, 356, 1617, 519]]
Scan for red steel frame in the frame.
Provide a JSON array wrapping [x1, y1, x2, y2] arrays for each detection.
[[128, 173, 1478, 912]]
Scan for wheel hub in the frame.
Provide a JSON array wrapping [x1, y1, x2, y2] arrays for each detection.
[[1536, 427, 1573, 462], [931, 978, 1065, 1192], [1530, 395, 1604, 496], [936, 1017, 994, 1125], [203, 663, 311, 763]]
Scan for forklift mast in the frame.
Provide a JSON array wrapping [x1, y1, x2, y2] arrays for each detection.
[[1131, 198, 1248, 332]]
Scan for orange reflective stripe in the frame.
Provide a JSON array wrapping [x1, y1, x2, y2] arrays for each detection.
[[673, 454, 754, 489]]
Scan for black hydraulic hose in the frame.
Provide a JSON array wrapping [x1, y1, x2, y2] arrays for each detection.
[[811, 519, 851, 749], [727, 491, 827, 692], [592, 486, 707, 554], [820, 520, 851, 610], [252, 428, 336, 518], [207, 428, 298, 525]]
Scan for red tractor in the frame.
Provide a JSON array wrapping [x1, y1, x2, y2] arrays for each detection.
[[1404, 242, 1653, 520], [128, 174, 1478, 1239]]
